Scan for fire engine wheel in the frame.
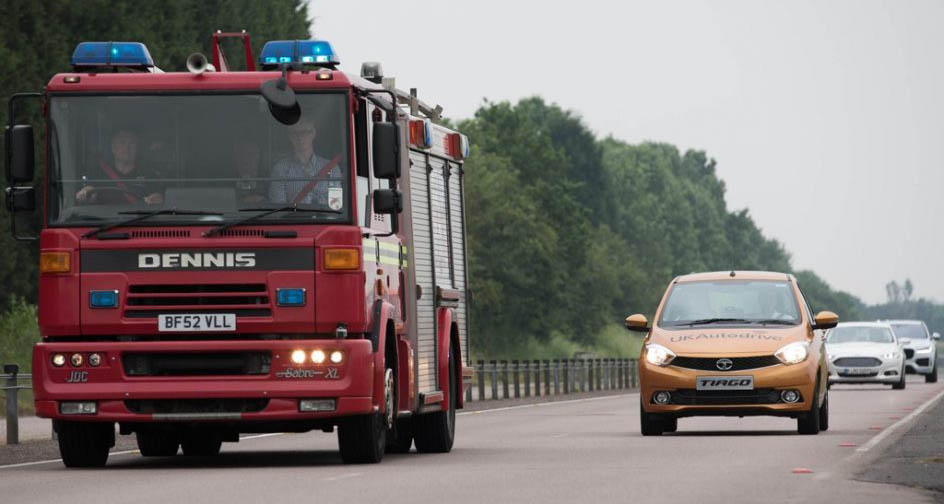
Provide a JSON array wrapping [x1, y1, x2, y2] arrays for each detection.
[[57, 420, 114, 468], [337, 365, 391, 464], [385, 366, 414, 454], [181, 436, 223, 456], [136, 430, 180, 457], [414, 348, 456, 453]]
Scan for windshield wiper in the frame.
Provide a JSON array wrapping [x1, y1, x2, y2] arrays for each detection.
[[203, 204, 341, 238], [750, 319, 798, 326], [82, 208, 223, 239], [678, 317, 753, 326]]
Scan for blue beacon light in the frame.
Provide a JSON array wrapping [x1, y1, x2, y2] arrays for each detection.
[[71, 42, 154, 68]]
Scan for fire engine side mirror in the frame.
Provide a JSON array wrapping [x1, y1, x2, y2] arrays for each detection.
[[372, 122, 400, 179], [5, 186, 36, 212], [6, 125, 35, 183], [373, 189, 402, 215]]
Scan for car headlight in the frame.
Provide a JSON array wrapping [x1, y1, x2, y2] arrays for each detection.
[[883, 351, 900, 360], [916, 348, 932, 354], [645, 344, 676, 367], [826, 353, 835, 362], [775, 342, 809, 365]]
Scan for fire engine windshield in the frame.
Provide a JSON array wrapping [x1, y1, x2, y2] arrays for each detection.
[[47, 92, 351, 227]]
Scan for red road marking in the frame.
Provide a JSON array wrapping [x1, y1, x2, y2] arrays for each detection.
[[888, 416, 901, 420], [869, 426, 883, 430], [839, 442, 857, 447], [792, 468, 814, 474]]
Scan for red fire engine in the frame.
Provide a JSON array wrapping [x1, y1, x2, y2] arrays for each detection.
[[4, 33, 472, 467]]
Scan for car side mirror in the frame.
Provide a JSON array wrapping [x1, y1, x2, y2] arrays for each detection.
[[933, 332, 941, 341], [6, 125, 35, 183], [373, 189, 402, 214], [624, 313, 650, 333], [812, 311, 839, 330], [372, 122, 400, 179], [5, 186, 35, 212]]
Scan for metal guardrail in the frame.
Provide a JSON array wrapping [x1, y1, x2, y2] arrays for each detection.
[[465, 358, 638, 402], [2, 364, 33, 445]]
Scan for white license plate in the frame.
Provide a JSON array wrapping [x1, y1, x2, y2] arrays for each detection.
[[696, 375, 754, 391], [842, 368, 873, 375], [158, 314, 236, 332]]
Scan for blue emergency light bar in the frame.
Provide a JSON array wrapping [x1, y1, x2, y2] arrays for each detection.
[[71, 42, 154, 68], [259, 40, 339, 67]]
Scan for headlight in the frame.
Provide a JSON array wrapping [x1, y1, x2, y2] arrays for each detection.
[[916, 348, 932, 354], [826, 353, 835, 362], [290, 350, 306, 364], [882, 351, 900, 360], [311, 350, 326, 364], [775, 342, 809, 365], [645, 344, 676, 366]]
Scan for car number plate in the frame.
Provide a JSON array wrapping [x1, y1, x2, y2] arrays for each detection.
[[158, 314, 236, 332], [842, 368, 872, 375], [695, 375, 754, 391]]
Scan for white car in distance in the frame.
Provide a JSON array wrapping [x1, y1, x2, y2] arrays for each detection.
[[826, 322, 906, 390]]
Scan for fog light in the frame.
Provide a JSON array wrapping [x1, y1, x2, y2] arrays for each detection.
[[299, 399, 336, 412], [88, 353, 102, 367], [89, 290, 119, 308], [276, 288, 306, 307], [291, 349, 307, 364], [70, 353, 84, 367], [780, 390, 801, 403], [52, 354, 66, 367], [60, 401, 97, 415], [330, 350, 343, 364], [311, 350, 326, 364], [653, 391, 671, 404]]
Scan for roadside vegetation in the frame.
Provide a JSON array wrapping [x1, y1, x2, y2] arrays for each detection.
[[0, 298, 39, 416]]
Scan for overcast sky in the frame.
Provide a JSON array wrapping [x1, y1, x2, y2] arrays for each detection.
[[312, 0, 944, 305]]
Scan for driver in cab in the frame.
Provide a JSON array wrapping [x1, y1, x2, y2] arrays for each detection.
[[75, 128, 164, 205], [268, 118, 342, 209]]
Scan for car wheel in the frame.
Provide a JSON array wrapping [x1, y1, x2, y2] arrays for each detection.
[[663, 416, 678, 433], [926, 362, 938, 383], [136, 430, 180, 457], [797, 381, 821, 435], [818, 390, 829, 431], [640, 400, 664, 436], [181, 435, 223, 456], [893, 367, 906, 390], [57, 421, 114, 468]]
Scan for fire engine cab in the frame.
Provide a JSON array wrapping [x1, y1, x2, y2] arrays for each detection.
[[4, 34, 471, 466]]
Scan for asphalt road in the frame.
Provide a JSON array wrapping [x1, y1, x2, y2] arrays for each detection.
[[1, 376, 942, 504]]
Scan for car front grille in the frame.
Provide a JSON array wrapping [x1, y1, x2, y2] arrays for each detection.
[[833, 357, 882, 367], [916, 358, 930, 367], [904, 349, 915, 359], [123, 352, 271, 376], [123, 283, 271, 319], [838, 371, 879, 378], [670, 355, 781, 371], [668, 388, 781, 405]]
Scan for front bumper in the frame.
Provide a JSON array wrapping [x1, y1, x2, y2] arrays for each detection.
[[32, 339, 376, 423], [904, 348, 936, 375], [640, 358, 816, 417], [828, 355, 903, 384]]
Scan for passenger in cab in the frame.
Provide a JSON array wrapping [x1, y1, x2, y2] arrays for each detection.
[[268, 118, 342, 208], [74, 128, 164, 205]]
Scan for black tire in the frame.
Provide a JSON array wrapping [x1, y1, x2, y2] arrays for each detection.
[[338, 362, 393, 464], [136, 430, 180, 457], [414, 349, 457, 453], [57, 421, 114, 468], [893, 368, 906, 390], [818, 390, 829, 431], [663, 416, 678, 433], [386, 417, 413, 454], [181, 436, 223, 456], [797, 382, 821, 435], [926, 361, 938, 383], [640, 401, 664, 436]]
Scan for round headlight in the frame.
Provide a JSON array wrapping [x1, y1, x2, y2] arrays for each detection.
[[290, 350, 307, 364], [645, 344, 676, 367], [775, 342, 809, 365], [88, 353, 102, 367], [70, 353, 84, 367], [311, 350, 326, 364], [52, 354, 66, 367], [882, 351, 899, 360], [329, 350, 343, 364]]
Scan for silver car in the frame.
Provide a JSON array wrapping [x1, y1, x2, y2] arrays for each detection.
[[826, 322, 906, 389], [885, 320, 939, 383]]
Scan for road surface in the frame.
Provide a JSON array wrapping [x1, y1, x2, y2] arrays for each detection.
[[1, 376, 942, 504]]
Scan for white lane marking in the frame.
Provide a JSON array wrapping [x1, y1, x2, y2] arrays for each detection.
[[549, 433, 569, 439], [0, 394, 636, 470], [323, 472, 363, 482], [0, 431, 287, 469], [855, 387, 944, 453]]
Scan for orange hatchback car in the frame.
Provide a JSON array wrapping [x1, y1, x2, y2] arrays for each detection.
[[627, 271, 838, 436]]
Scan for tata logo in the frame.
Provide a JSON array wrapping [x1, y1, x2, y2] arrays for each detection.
[[716, 358, 734, 371], [138, 252, 256, 269]]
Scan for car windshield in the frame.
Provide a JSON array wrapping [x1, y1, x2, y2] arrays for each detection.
[[827, 326, 894, 344], [47, 92, 350, 227], [891, 323, 928, 340], [659, 280, 801, 327]]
